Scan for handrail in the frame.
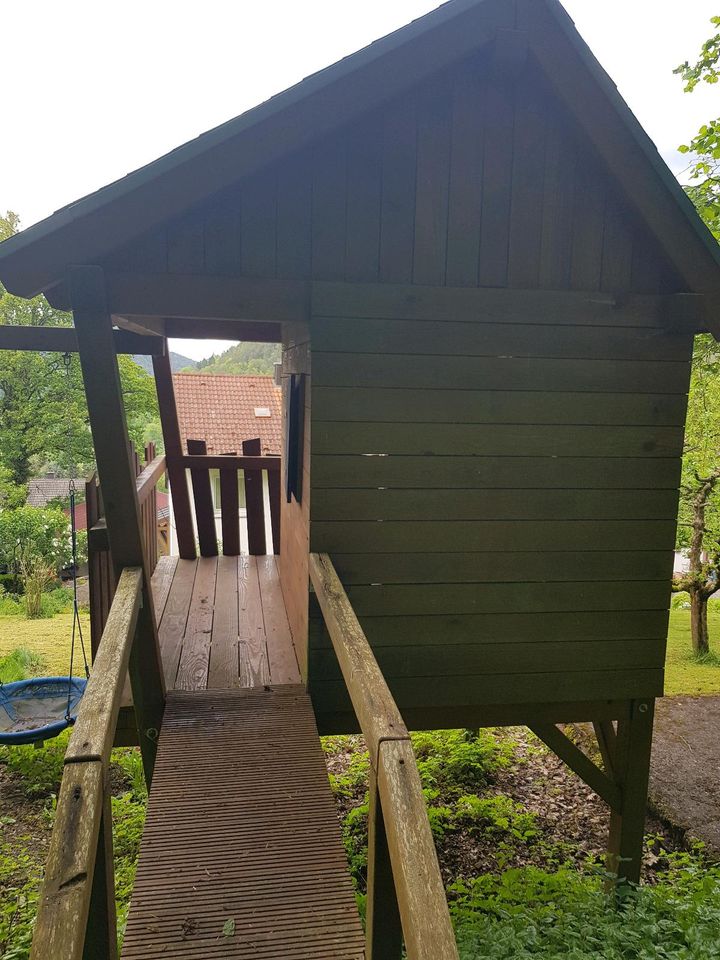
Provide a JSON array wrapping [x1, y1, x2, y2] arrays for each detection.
[[135, 453, 166, 505], [171, 452, 281, 471], [309, 553, 459, 960], [30, 568, 144, 960]]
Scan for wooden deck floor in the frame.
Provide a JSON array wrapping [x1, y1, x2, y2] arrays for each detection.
[[121, 687, 365, 960], [151, 554, 301, 692]]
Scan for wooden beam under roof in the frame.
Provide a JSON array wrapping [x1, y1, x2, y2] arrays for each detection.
[[0, 324, 165, 355], [46, 272, 310, 325]]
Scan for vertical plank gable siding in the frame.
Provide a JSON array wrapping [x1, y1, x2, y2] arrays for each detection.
[[103, 54, 682, 296]]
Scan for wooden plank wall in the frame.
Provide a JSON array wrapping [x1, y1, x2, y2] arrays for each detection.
[[277, 323, 311, 679], [99, 51, 692, 722], [103, 56, 683, 298], [307, 283, 693, 717]]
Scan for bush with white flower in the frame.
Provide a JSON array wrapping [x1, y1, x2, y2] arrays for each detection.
[[0, 506, 73, 617]]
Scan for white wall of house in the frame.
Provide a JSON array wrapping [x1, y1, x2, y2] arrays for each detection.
[[167, 469, 276, 556]]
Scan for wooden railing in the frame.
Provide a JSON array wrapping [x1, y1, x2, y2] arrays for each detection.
[[86, 442, 165, 655], [309, 553, 459, 960], [170, 437, 281, 557], [30, 568, 143, 960]]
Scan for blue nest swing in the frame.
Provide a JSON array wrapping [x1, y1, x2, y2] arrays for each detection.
[[0, 676, 87, 745], [0, 470, 89, 746]]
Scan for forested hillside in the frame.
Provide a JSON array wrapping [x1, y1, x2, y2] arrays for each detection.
[[186, 341, 280, 375]]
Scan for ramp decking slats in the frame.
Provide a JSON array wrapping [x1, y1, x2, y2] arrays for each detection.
[[121, 687, 364, 960]]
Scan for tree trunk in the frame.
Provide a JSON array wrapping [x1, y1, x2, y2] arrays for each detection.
[[690, 589, 710, 656]]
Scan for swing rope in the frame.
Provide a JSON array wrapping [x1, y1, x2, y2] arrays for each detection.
[[63, 353, 90, 723]]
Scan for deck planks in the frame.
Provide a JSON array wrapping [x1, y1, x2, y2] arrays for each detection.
[[120, 687, 365, 960], [156, 555, 299, 691]]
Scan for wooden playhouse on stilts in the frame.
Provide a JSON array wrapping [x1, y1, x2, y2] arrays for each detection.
[[2, 0, 720, 956]]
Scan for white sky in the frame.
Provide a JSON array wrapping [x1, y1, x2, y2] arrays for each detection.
[[1, 0, 718, 359]]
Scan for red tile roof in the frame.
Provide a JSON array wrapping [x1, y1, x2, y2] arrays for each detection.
[[172, 374, 282, 456]]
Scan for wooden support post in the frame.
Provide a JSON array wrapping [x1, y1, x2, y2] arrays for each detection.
[[366, 766, 403, 960], [243, 437, 267, 555], [607, 699, 655, 886], [152, 350, 196, 560], [68, 264, 165, 785], [267, 455, 281, 554], [82, 791, 118, 960]]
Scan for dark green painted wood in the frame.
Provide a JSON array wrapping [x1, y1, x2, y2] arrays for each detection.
[[345, 117, 383, 283], [538, 112, 575, 289], [570, 153, 605, 291], [413, 78, 452, 285], [479, 71, 514, 286], [328, 550, 673, 584], [309, 637, 665, 680], [311, 281, 680, 327], [308, 608, 670, 648], [507, 69, 546, 288], [167, 212, 204, 274], [312, 423, 684, 458], [312, 353, 692, 393], [310, 316, 692, 361], [312, 138, 347, 280], [203, 195, 241, 275], [311, 580, 669, 617], [310, 519, 678, 553], [310, 669, 664, 711], [311, 387, 688, 426], [379, 95, 417, 283], [240, 171, 278, 278], [601, 195, 633, 293], [312, 488, 680, 522], [311, 454, 682, 490], [446, 57, 485, 286], [276, 153, 313, 279], [315, 699, 631, 736], [608, 699, 656, 885]]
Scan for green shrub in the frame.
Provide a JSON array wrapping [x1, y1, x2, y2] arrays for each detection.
[[451, 854, 720, 959], [0, 648, 44, 682], [412, 729, 517, 796], [0, 730, 69, 798]]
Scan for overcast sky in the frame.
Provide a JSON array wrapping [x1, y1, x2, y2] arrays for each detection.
[[2, 0, 718, 359]]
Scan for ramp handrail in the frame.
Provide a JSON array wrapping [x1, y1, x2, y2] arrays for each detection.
[[309, 553, 459, 960], [30, 567, 144, 960]]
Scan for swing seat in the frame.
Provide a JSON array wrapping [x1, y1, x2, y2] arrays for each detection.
[[0, 676, 87, 745]]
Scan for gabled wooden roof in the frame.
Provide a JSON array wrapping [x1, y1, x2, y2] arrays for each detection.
[[1, 0, 719, 307]]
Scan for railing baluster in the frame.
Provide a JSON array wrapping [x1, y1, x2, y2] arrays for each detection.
[[187, 438, 218, 557], [220, 450, 241, 556], [243, 438, 267, 555]]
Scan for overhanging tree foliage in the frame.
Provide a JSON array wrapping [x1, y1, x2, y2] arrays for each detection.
[[673, 17, 720, 654], [0, 211, 159, 493], [673, 336, 720, 654]]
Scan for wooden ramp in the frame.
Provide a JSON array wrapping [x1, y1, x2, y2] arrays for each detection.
[[121, 686, 364, 960]]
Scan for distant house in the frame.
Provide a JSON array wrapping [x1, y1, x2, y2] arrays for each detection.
[[27, 476, 169, 536], [171, 373, 281, 554]]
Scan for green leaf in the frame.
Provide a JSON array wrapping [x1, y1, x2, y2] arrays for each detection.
[[222, 918, 235, 938]]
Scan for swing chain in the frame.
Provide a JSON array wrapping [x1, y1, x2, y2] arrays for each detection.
[[63, 353, 90, 723]]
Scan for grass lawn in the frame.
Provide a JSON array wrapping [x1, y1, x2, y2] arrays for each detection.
[[0, 610, 91, 678], [665, 605, 720, 695]]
